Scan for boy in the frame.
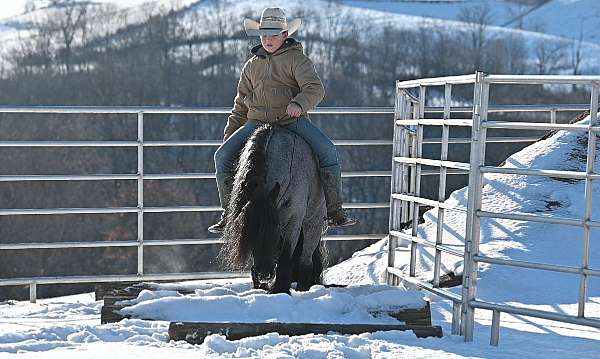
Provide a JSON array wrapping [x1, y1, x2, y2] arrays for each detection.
[[208, 7, 356, 233]]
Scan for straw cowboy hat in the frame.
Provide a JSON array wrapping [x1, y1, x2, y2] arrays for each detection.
[[244, 7, 301, 37]]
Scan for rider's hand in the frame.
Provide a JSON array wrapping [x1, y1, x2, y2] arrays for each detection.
[[287, 102, 303, 118]]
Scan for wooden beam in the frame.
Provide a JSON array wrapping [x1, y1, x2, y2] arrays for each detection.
[[383, 302, 432, 326], [168, 321, 443, 344], [95, 281, 196, 300], [101, 305, 129, 324]]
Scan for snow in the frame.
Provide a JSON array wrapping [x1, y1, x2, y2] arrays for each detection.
[[2, 285, 599, 357], [429, 117, 600, 305], [2, 0, 599, 71], [1, 116, 600, 356], [341, 0, 600, 45], [119, 284, 426, 324], [341, 0, 514, 24], [0, 1, 197, 21], [327, 115, 600, 309]]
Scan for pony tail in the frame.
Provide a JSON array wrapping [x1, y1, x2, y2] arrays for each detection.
[[218, 124, 274, 270]]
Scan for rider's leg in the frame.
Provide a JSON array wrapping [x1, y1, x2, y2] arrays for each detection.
[[209, 120, 260, 233], [284, 117, 357, 227]]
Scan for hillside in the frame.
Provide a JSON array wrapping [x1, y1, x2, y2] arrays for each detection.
[[1, 0, 599, 72], [342, 0, 600, 44]]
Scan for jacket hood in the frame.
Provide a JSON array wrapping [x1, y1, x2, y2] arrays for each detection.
[[251, 38, 303, 58]]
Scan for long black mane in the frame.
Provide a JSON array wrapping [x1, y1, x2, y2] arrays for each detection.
[[219, 124, 278, 270], [218, 124, 328, 292]]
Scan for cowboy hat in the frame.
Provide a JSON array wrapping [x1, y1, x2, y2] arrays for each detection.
[[244, 7, 301, 37]]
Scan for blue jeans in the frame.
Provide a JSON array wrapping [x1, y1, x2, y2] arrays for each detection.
[[214, 118, 339, 178]]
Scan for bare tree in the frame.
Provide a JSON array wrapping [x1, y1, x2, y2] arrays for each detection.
[[534, 39, 567, 75], [25, 0, 37, 13], [504, 2, 530, 29], [458, 3, 493, 72], [570, 23, 585, 76], [46, 1, 89, 75], [415, 19, 434, 77]]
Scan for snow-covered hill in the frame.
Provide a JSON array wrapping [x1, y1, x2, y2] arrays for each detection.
[[0, 0, 197, 22], [1, 0, 599, 72], [342, 0, 600, 45], [1, 114, 599, 357], [0, 0, 197, 41]]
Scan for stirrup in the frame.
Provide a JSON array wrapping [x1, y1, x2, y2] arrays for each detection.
[[327, 210, 357, 227], [208, 215, 226, 234]]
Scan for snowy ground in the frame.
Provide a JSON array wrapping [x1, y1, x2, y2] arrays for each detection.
[[118, 283, 426, 324], [2, 119, 600, 357], [1, 279, 599, 358]]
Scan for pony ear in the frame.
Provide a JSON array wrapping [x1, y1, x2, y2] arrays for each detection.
[[269, 182, 280, 203]]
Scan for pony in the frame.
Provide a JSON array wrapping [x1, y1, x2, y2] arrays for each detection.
[[219, 124, 327, 294]]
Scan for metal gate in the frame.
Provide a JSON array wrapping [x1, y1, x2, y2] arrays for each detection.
[[387, 72, 600, 345]]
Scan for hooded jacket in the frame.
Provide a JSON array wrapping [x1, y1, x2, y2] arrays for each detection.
[[224, 38, 325, 139]]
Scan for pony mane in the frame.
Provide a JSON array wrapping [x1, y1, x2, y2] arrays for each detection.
[[219, 124, 276, 269]]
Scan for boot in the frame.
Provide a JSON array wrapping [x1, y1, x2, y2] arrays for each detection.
[[208, 213, 227, 234], [208, 174, 233, 234], [319, 164, 357, 227]]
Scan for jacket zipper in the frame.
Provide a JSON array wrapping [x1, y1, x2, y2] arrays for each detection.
[[265, 54, 271, 120]]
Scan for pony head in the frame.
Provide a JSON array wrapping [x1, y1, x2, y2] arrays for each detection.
[[247, 183, 282, 287]]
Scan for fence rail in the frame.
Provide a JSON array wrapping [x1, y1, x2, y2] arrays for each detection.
[[0, 107, 393, 302], [388, 72, 600, 346]]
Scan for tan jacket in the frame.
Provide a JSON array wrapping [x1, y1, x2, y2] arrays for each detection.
[[224, 39, 325, 139]]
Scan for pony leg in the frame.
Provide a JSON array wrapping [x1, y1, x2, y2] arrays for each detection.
[[270, 218, 303, 294], [269, 238, 293, 294], [296, 223, 324, 291]]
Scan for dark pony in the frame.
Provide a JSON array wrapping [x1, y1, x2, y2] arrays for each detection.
[[219, 124, 327, 294]]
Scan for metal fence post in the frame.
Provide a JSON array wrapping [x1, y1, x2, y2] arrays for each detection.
[[462, 71, 489, 342], [490, 309, 501, 346], [29, 282, 37, 303], [434, 84, 452, 287], [452, 302, 462, 335], [400, 101, 413, 238], [137, 111, 144, 276], [409, 87, 425, 277], [389, 86, 413, 286], [578, 83, 599, 317], [388, 84, 401, 284]]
